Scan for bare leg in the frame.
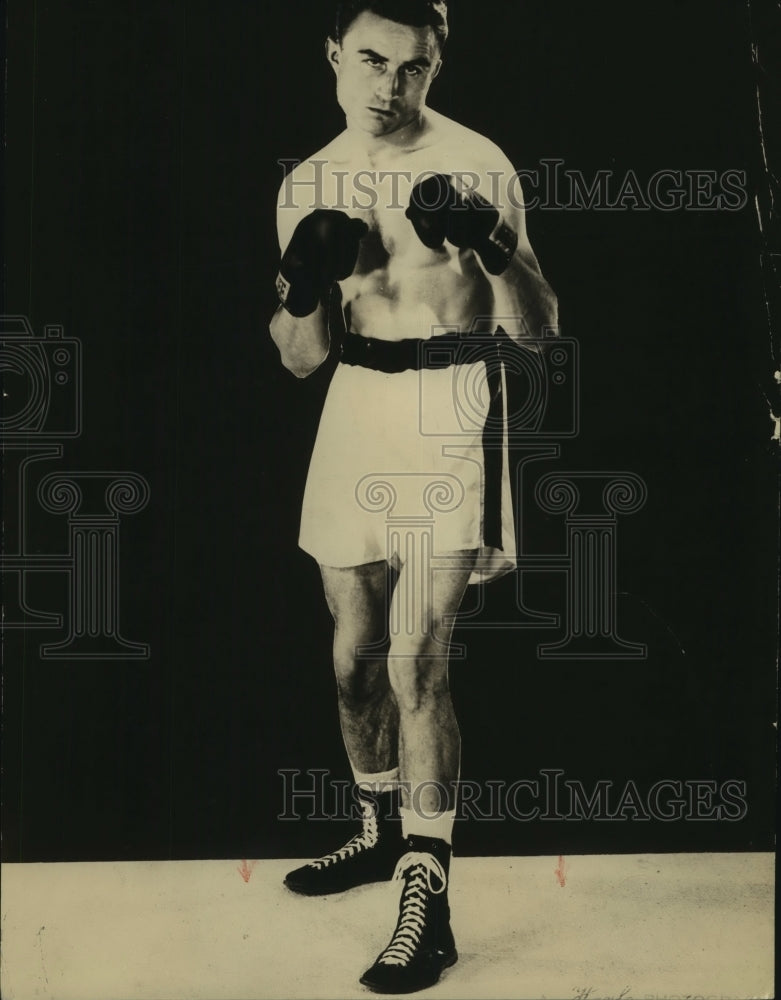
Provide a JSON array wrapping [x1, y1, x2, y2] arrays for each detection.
[[285, 563, 404, 897], [358, 551, 475, 993], [320, 560, 400, 776], [387, 551, 477, 816]]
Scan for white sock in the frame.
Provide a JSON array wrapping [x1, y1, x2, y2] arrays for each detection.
[[351, 765, 400, 796], [400, 806, 456, 846]]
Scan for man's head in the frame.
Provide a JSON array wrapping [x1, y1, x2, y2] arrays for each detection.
[[334, 1, 449, 51], [327, 1, 448, 137]]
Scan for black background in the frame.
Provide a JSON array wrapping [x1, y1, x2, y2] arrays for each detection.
[[3, 0, 777, 862]]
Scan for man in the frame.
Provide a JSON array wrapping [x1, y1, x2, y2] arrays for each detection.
[[270, 1, 557, 992]]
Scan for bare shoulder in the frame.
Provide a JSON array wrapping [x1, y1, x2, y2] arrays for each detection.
[[424, 109, 517, 175], [276, 131, 347, 203], [275, 133, 350, 249]]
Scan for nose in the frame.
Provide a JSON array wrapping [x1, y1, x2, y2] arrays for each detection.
[[375, 69, 400, 104]]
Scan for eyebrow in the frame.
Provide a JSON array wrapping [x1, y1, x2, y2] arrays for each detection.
[[357, 48, 432, 69]]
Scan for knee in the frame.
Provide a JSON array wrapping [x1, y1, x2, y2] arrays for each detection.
[[387, 644, 450, 714], [333, 636, 388, 707], [330, 600, 388, 675]]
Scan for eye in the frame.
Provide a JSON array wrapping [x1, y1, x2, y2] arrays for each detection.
[[404, 66, 423, 78], [364, 57, 383, 68]]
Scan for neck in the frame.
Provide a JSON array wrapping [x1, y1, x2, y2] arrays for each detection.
[[347, 109, 428, 157]]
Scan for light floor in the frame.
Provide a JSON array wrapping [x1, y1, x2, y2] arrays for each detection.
[[1, 853, 774, 1000]]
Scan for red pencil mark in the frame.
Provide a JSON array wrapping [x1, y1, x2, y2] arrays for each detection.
[[237, 859, 256, 883], [554, 855, 566, 887]]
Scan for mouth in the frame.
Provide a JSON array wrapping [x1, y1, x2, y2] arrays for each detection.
[[367, 106, 396, 118]]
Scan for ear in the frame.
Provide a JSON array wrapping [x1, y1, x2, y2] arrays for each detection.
[[431, 58, 442, 80], [325, 37, 341, 74]]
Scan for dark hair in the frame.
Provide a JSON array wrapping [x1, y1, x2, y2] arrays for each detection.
[[334, 0, 449, 50]]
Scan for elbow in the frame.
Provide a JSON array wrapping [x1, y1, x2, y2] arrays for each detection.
[[288, 357, 326, 379], [269, 304, 329, 377], [524, 284, 559, 351], [546, 285, 559, 330], [533, 275, 558, 333], [273, 343, 322, 379], [269, 327, 327, 378]]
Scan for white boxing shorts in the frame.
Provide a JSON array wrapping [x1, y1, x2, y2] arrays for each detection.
[[298, 332, 516, 586]]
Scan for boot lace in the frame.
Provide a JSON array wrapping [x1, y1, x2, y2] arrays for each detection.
[[308, 799, 379, 870], [378, 851, 448, 967]]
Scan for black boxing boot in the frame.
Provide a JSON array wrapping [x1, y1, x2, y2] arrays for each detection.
[[359, 834, 457, 994], [284, 788, 404, 896]]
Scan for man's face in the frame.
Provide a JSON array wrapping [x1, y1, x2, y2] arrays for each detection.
[[327, 12, 442, 137]]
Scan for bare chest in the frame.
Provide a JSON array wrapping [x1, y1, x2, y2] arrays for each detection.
[[318, 151, 454, 270]]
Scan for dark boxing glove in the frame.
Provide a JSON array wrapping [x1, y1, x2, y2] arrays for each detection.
[[405, 174, 518, 275], [276, 209, 368, 317]]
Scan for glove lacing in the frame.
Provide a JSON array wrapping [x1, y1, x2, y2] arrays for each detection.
[[308, 799, 379, 870], [378, 851, 448, 967]]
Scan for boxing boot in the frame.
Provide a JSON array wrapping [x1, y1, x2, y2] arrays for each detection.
[[359, 834, 457, 994], [284, 788, 404, 896]]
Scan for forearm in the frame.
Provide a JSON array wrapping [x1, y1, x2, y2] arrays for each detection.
[[269, 303, 330, 378], [486, 253, 559, 345]]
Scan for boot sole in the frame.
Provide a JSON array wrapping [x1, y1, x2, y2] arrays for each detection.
[[359, 948, 458, 994], [283, 873, 391, 896]]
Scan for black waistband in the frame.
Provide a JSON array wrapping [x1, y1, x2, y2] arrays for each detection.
[[340, 329, 508, 374]]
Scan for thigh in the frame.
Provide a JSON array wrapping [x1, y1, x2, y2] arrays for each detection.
[[389, 549, 478, 651]]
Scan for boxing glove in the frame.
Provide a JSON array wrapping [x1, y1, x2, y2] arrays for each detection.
[[276, 209, 368, 317], [406, 174, 518, 275]]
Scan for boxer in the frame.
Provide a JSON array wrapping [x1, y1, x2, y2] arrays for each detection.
[[270, 1, 557, 992]]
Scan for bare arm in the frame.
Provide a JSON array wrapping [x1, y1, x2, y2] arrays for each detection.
[[485, 234, 559, 346], [269, 300, 330, 379], [468, 155, 559, 346]]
